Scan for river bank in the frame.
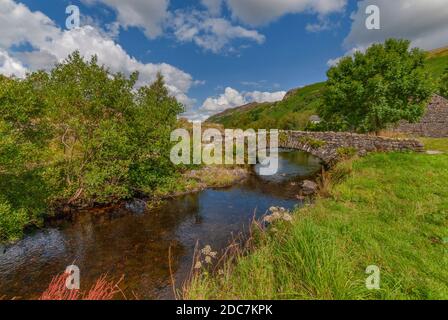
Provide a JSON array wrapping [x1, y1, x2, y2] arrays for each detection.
[[185, 139, 448, 300], [42, 165, 251, 229], [0, 150, 322, 299]]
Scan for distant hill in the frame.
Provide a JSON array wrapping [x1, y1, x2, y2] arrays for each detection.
[[207, 82, 325, 130], [207, 47, 448, 130], [426, 46, 448, 78]]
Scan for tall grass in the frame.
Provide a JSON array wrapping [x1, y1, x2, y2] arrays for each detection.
[[185, 150, 448, 300]]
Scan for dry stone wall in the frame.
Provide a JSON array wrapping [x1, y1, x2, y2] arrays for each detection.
[[394, 95, 448, 138], [280, 131, 424, 166]]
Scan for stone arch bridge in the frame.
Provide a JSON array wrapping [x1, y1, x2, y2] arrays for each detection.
[[279, 131, 424, 167]]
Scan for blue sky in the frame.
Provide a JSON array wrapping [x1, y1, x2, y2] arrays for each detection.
[[1, 0, 447, 120]]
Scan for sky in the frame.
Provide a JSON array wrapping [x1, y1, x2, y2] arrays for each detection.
[[1, 0, 448, 121]]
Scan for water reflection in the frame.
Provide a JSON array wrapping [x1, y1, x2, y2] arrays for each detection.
[[0, 151, 321, 300]]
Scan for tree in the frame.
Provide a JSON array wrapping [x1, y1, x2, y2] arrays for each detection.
[[0, 74, 52, 240], [0, 52, 185, 240], [321, 39, 435, 134], [43, 52, 184, 202], [440, 67, 448, 98]]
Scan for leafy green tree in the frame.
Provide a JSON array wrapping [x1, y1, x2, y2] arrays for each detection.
[[42, 52, 184, 203], [0, 51, 184, 240], [0, 74, 52, 240], [440, 67, 448, 98], [42, 52, 137, 202], [322, 39, 435, 134], [128, 73, 184, 192]]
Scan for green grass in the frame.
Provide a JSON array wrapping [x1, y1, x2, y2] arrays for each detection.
[[186, 151, 448, 300], [426, 46, 448, 79], [420, 138, 448, 153]]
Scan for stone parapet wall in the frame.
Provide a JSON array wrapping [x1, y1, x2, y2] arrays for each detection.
[[394, 95, 448, 138], [280, 130, 424, 166]]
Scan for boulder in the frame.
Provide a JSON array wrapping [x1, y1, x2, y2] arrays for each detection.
[[301, 180, 318, 195]]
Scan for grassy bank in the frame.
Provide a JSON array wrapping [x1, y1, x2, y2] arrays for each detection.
[[419, 138, 448, 153], [152, 165, 250, 199], [186, 145, 448, 299]]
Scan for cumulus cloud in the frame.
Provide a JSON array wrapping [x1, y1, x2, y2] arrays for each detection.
[[83, 0, 340, 53], [225, 0, 347, 26], [202, 87, 247, 112], [344, 0, 448, 51], [0, 49, 27, 78], [83, 0, 265, 53], [201, 87, 286, 114], [326, 46, 366, 67], [245, 90, 286, 103], [82, 0, 169, 39], [171, 10, 265, 53], [0, 0, 196, 107], [327, 0, 448, 68], [201, 0, 223, 16]]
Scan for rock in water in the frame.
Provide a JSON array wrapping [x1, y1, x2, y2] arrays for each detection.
[[125, 199, 147, 215]]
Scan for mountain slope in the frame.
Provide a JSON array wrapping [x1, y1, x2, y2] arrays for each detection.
[[426, 46, 448, 78], [207, 82, 325, 130], [207, 48, 448, 130]]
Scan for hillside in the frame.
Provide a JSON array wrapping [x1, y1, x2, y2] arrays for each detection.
[[427, 46, 448, 78], [207, 82, 325, 130], [207, 47, 448, 130]]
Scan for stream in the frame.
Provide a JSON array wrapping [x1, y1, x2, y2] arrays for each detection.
[[0, 150, 321, 299]]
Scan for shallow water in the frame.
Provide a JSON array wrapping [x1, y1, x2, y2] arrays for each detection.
[[0, 151, 321, 300]]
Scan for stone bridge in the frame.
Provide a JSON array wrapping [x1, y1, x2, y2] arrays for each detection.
[[279, 131, 424, 166]]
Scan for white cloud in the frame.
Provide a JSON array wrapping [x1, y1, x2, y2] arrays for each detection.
[[170, 10, 265, 53], [82, 0, 169, 39], [328, 0, 448, 68], [202, 87, 246, 112], [245, 90, 286, 103], [201, 0, 223, 16], [225, 0, 347, 26], [344, 0, 448, 51], [306, 16, 335, 33], [201, 87, 286, 114], [0, 49, 27, 78], [326, 46, 365, 67], [0, 0, 196, 107], [83, 0, 265, 53]]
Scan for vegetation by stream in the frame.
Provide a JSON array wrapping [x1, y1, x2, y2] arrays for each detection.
[[0, 52, 187, 241], [186, 139, 448, 299], [1, 37, 447, 300]]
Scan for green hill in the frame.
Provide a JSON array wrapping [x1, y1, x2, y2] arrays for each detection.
[[207, 82, 325, 130], [426, 46, 448, 78], [207, 47, 448, 130]]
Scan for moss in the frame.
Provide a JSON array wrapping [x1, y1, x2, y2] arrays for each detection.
[[299, 136, 326, 149], [336, 146, 358, 159]]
